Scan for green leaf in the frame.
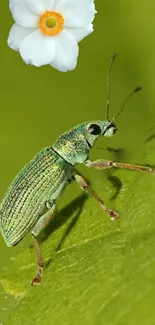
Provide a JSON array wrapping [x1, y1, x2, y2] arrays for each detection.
[[1, 139, 155, 325]]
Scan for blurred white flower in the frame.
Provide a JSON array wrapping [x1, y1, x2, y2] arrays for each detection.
[[8, 0, 96, 72]]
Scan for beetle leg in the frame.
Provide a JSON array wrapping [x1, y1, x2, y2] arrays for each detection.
[[74, 174, 119, 220], [31, 203, 56, 286], [31, 235, 44, 286], [85, 159, 155, 174]]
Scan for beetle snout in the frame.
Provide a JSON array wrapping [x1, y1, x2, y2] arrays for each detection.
[[102, 122, 117, 137]]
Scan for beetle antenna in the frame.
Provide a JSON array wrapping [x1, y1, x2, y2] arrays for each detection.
[[106, 53, 117, 120], [111, 86, 143, 123]]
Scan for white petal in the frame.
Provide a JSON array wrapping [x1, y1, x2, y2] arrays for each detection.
[[10, 0, 38, 27], [19, 29, 55, 66], [52, 0, 65, 10], [56, 0, 96, 27], [8, 23, 36, 51], [65, 24, 93, 43], [50, 30, 78, 72], [10, 0, 25, 6], [26, 0, 54, 15]]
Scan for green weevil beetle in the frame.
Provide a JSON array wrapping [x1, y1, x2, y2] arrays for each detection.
[[0, 54, 154, 286]]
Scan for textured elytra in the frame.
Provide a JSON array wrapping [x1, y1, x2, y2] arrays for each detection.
[[0, 147, 73, 246]]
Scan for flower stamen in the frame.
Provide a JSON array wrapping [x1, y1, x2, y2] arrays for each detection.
[[39, 11, 64, 36]]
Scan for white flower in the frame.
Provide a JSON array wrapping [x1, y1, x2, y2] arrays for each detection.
[[8, 0, 96, 72]]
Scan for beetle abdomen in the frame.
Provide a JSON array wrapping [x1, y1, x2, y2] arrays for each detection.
[[0, 147, 73, 246]]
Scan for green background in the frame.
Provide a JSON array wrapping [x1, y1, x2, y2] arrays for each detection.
[[1, 0, 155, 324]]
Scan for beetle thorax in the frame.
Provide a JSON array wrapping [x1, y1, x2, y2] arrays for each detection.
[[52, 128, 91, 165]]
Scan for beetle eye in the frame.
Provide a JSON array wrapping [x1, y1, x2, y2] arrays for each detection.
[[88, 124, 101, 135]]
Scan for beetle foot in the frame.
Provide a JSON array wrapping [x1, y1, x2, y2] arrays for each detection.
[[31, 275, 41, 286], [108, 209, 120, 220], [31, 266, 43, 286]]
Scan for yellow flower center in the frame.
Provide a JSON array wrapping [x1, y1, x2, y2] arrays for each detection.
[[38, 11, 64, 36]]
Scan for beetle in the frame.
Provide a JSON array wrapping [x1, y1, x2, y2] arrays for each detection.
[[0, 54, 154, 286]]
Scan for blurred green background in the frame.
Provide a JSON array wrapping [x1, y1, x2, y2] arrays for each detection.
[[1, 0, 155, 324]]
